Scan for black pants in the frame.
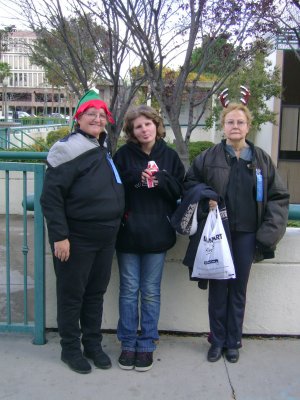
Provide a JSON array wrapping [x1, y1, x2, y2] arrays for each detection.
[[208, 231, 256, 349], [52, 222, 118, 356]]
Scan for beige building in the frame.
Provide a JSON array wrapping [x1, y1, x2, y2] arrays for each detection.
[[0, 30, 74, 116]]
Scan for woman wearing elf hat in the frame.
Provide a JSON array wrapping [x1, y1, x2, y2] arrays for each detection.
[[40, 88, 125, 374]]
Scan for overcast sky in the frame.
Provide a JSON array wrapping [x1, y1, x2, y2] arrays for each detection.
[[0, 0, 28, 29]]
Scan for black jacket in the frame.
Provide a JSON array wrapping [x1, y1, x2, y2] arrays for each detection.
[[171, 183, 232, 289], [184, 139, 290, 261], [113, 139, 185, 253], [40, 130, 125, 243]]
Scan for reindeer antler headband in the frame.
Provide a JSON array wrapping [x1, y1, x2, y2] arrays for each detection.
[[218, 85, 251, 108]]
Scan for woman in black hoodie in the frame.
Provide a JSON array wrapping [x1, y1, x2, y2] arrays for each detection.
[[113, 105, 185, 372]]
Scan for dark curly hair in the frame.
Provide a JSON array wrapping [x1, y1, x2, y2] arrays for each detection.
[[123, 105, 166, 143]]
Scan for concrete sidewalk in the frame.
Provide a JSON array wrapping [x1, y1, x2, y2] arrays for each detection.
[[0, 332, 299, 400]]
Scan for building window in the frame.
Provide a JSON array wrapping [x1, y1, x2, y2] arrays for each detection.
[[37, 73, 43, 86], [33, 73, 37, 86], [279, 50, 300, 160], [279, 106, 300, 160]]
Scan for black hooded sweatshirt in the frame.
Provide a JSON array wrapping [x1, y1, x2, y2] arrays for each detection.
[[113, 139, 185, 253]]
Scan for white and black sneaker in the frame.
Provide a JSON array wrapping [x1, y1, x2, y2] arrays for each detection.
[[135, 352, 153, 372], [118, 350, 136, 370]]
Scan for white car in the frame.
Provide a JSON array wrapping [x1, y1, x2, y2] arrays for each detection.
[[0, 111, 13, 120], [50, 113, 66, 119], [17, 111, 31, 118]]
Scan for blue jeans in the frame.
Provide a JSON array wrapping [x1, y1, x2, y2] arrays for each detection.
[[117, 252, 166, 352]]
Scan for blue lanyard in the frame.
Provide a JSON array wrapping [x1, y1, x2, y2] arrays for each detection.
[[256, 168, 263, 201], [106, 153, 122, 184]]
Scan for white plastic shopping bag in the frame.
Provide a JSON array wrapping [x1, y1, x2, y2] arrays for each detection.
[[191, 206, 235, 280]]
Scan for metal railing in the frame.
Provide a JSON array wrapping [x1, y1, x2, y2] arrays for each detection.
[[289, 204, 300, 220], [0, 152, 46, 344], [0, 123, 67, 151]]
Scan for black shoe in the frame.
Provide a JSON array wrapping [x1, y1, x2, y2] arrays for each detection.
[[135, 352, 153, 372], [61, 353, 92, 374], [118, 350, 136, 370], [83, 349, 112, 369], [207, 345, 223, 362], [225, 348, 239, 363]]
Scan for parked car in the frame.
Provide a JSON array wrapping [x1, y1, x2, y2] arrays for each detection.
[[49, 112, 70, 123], [0, 111, 13, 121], [17, 111, 31, 118], [50, 113, 66, 119]]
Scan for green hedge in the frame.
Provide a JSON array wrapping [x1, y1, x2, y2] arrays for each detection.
[[166, 140, 214, 163], [19, 117, 68, 126], [188, 141, 214, 163], [46, 127, 70, 147], [287, 220, 300, 227]]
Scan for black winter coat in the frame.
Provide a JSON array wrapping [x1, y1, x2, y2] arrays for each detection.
[[113, 139, 185, 253], [40, 130, 125, 243], [184, 139, 290, 261]]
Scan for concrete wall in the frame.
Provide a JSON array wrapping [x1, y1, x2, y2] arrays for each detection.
[[0, 171, 34, 214], [45, 228, 300, 335], [1, 174, 299, 335]]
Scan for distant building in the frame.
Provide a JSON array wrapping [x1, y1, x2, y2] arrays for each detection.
[[0, 30, 75, 116]]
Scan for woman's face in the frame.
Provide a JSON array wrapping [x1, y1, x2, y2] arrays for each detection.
[[223, 109, 249, 144], [132, 115, 157, 148], [77, 107, 107, 138]]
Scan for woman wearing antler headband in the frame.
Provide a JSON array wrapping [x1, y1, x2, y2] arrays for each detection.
[[183, 91, 289, 363]]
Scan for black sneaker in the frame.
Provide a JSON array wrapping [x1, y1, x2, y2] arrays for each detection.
[[207, 345, 223, 362], [225, 348, 239, 363], [118, 350, 136, 370], [135, 352, 153, 372], [61, 353, 92, 374], [83, 349, 112, 369]]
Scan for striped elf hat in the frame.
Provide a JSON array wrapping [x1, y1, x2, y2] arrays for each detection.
[[72, 87, 114, 129]]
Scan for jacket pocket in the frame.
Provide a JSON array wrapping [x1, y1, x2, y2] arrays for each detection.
[[116, 212, 176, 252]]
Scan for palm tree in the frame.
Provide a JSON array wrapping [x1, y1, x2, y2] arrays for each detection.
[[0, 62, 12, 120]]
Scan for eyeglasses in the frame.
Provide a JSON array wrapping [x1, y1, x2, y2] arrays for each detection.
[[83, 112, 107, 121], [225, 120, 247, 127]]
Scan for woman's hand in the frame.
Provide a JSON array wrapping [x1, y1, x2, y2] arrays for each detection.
[[209, 199, 218, 210], [54, 239, 70, 262], [141, 169, 158, 187]]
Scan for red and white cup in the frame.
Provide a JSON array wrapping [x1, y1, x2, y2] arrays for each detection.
[[146, 161, 159, 188]]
